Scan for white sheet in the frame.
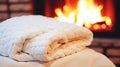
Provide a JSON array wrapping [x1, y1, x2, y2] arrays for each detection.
[[0, 48, 115, 67]]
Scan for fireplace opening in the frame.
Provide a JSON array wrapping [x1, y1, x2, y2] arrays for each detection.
[[32, 0, 120, 38]]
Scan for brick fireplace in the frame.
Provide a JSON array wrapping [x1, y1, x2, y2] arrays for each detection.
[[32, 0, 120, 38], [0, 0, 120, 66]]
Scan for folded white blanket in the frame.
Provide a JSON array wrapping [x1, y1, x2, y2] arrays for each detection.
[[0, 15, 93, 62]]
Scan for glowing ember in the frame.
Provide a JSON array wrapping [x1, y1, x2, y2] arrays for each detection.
[[54, 0, 112, 30]]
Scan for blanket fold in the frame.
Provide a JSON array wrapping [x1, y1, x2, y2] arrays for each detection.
[[0, 15, 93, 61]]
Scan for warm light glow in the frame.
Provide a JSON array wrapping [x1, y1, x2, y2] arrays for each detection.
[[101, 24, 107, 29], [93, 24, 100, 30], [54, 0, 112, 31]]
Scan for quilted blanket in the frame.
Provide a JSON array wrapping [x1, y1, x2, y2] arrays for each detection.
[[0, 15, 93, 62]]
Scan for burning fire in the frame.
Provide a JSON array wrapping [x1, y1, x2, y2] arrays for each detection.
[[54, 0, 112, 31]]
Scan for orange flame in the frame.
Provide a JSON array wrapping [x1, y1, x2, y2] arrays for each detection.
[[54, 0, 112, 30]]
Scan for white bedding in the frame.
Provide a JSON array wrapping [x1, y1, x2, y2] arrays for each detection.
[[0, 48, 115, 67], [0, 15, 115, 67], [0, 15, 93, 61]]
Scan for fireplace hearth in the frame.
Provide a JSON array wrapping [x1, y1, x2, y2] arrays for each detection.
[[32, 0, 120, 38]]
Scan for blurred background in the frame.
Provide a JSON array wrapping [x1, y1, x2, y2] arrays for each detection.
[[0, 0, 120, 66]]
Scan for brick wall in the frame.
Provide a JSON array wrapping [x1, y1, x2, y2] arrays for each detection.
[[0, 0, 120, 66], [0, 0, 32, 22], [89, 38, 120, 66]]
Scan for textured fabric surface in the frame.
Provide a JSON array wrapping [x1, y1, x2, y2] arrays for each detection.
[[0, 48, 115, 67], [49, 48, 115, 67], [0, 15, 93, 61]]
